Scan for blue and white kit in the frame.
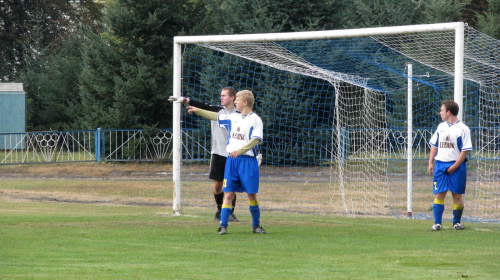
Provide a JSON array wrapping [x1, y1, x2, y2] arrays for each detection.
[[429, 120, 472, 194], [218, 112, 263, 194]]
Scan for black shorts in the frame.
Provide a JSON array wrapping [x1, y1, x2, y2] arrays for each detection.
[[209, 154, 227, 181]]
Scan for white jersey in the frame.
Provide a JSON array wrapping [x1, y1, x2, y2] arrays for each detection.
[[218, 111, 263, 157], [210, 107, 236, 157], [429, 120, 472, 162]]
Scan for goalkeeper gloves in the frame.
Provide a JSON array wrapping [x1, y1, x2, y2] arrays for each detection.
[[257, 153, 262, 167], [168, 96, 189, 104]]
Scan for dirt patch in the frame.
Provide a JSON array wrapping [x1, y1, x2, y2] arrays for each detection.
[[1, 190, 171, 207], [0, 162, 174, 207], [0, 162, 173, 180]]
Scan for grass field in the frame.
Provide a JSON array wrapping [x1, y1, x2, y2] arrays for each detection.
[[1, 163, 499, 279]]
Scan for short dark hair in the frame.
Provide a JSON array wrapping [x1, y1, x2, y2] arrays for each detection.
[[442, 100, 459, 116], [222, 87, 236, 97]]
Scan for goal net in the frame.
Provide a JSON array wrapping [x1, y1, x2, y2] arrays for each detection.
[[172, 23, 500, 225]]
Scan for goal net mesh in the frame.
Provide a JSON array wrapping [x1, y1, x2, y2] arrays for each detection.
[[178, 25, 499, 224]]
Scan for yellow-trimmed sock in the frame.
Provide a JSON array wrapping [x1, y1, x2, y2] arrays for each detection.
[[249, 200, 260, 227], [433, 198, 445, 225], [220, 205, 232, 227], [453, 203, 464, 224]]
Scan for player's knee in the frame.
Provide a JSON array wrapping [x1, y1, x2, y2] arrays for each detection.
[[224, 192, 235, 201], [435, 192, 447, 200], [452, 194, 464, 204], [213, 180, 223, 191], [247, 193, 257, 201]]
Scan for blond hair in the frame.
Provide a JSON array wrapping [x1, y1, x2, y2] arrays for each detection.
[[236, 90, 255, 108]]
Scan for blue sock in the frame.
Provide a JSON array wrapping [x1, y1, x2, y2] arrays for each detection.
[[220, 205, 232, 227], [249, 200, 260, 228], [433, 198, 445, 225]]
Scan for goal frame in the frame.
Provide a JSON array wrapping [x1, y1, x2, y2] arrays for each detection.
[[171, 22, 465, 215]]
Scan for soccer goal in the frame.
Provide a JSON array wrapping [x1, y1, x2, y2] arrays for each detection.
[[172, 22, 500, 225]]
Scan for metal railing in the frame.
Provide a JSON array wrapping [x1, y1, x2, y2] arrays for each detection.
[[1, 130, 97, 164], [102, 129, 173, 162], [0, 127, 492, 165], [1, 128, 174, 165]]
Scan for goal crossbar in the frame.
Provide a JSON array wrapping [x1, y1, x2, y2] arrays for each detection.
[[174, 22, 464, 44]]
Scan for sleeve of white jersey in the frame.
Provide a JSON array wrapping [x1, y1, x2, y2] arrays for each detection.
[[462, 126, 473, 151], [252, 116, 264, 142], [429, 130, 439, 148]]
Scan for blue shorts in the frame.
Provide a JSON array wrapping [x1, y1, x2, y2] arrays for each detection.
[[223, 155, 260, 194], [433, 160, 467, 194]]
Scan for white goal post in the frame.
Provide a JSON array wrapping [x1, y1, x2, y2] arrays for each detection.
[[171, 22, 499, 225], [172, 22, 465, 216]]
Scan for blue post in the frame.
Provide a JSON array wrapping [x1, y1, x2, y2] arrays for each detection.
[[101, 128, 106, 162], [95, 128, 101, 164]]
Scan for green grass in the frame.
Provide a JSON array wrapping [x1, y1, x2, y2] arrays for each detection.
[[1, 201, 499, 280], [1, 162, 499, 279]]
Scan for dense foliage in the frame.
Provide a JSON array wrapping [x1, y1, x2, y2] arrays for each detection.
[[0, 0, 497, 130]]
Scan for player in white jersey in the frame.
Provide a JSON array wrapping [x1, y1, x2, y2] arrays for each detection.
[[187, 90, 266, 235], [168, 87, 239, 221], [428, 100, 472, 231]]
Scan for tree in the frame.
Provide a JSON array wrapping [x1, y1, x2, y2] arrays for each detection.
[[476, 0, 500, 38], [461, 0, 489, 27], [3, 0, 104, 130], [196, 0, 345, 34], [0, 0, 101, 82], [341, 0, 423, 28], [78, 30, 125, 129], [420, 0, 471, 24], [78, 0, 207, 129], [0, 1, 25, 81], [20, 33, 87, 131], [6, 0, 495, 132], [340, 0, 483, 28]]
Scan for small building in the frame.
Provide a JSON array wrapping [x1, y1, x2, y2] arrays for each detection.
[[0, 83, 26, 149]]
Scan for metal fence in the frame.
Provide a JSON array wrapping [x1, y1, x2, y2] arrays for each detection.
[[0, 127, 486, 165], [0, 130, 97, 164], [0, 128, 174, 165]]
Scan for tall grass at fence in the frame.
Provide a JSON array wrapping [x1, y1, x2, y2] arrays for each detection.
[[1, 150, 96, 165]]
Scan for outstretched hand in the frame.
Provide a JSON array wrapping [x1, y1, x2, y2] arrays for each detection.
[[186, 106, 197, 115], [168, 96, 188, 104]]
